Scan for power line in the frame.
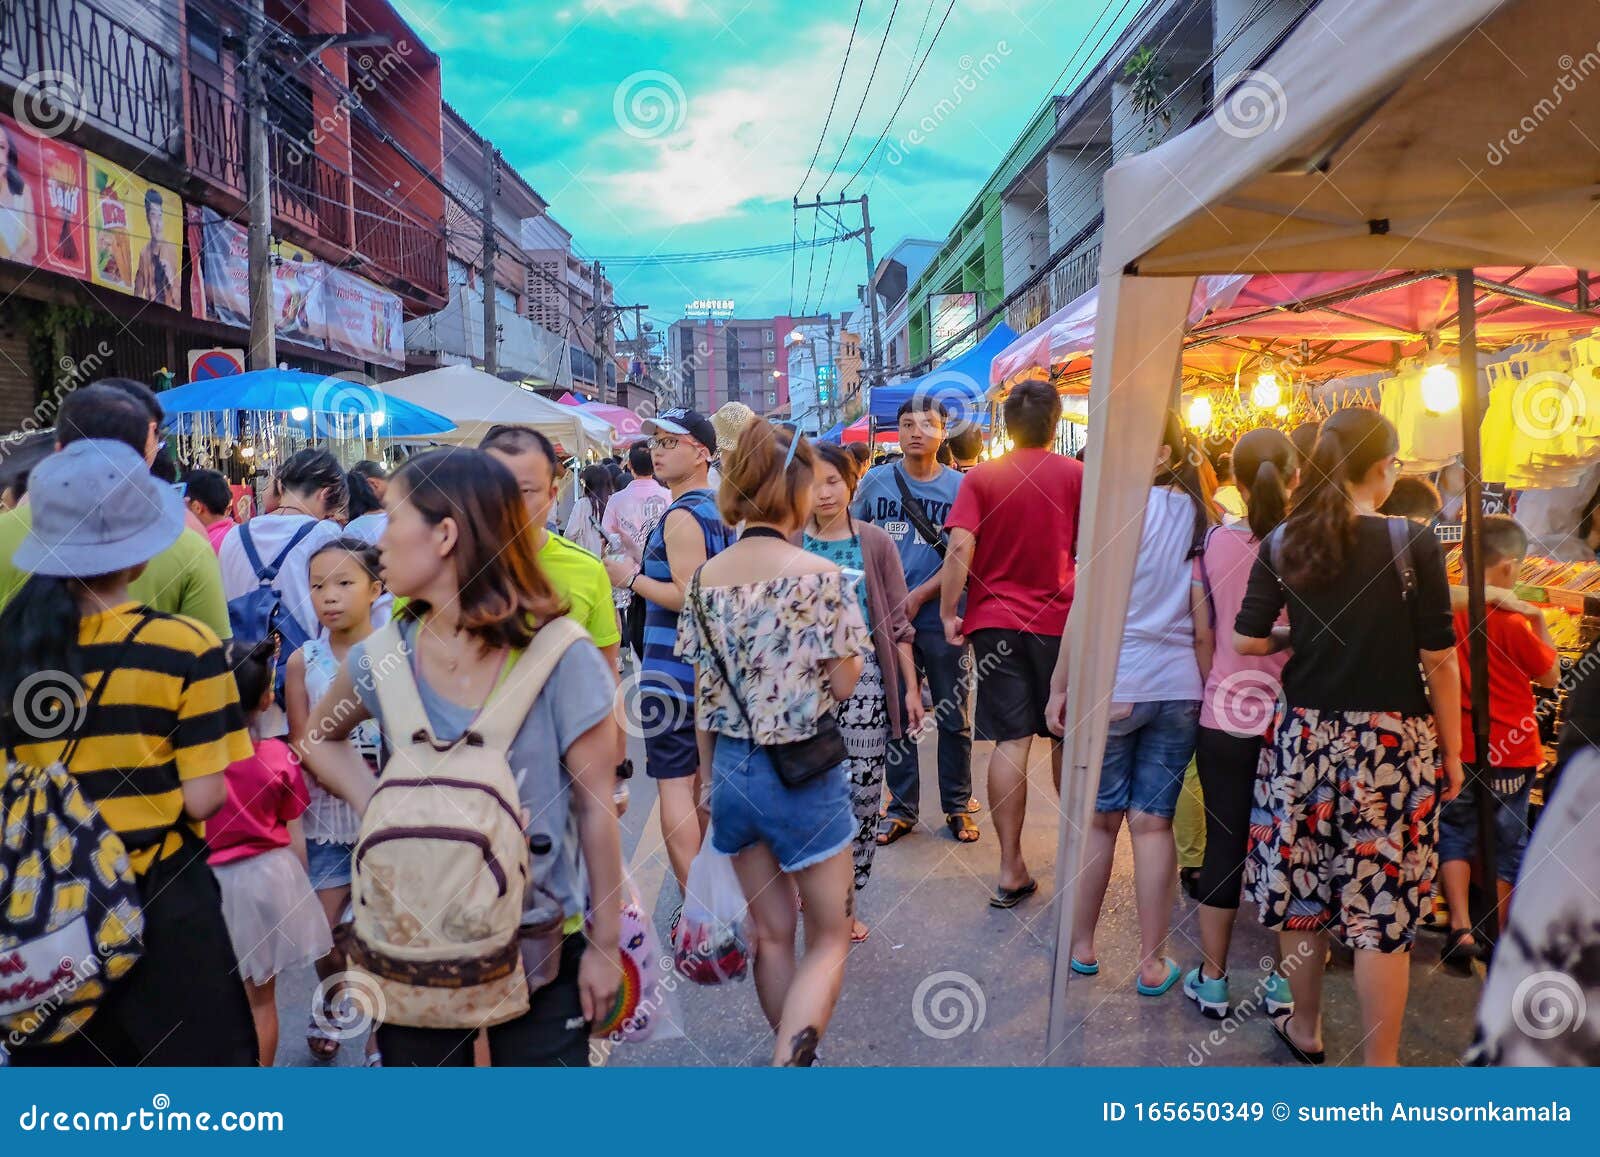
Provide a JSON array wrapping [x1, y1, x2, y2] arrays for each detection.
[[840, 0, 957, 193], [794, 0, 868, 199], [819, 0, 901, 194]]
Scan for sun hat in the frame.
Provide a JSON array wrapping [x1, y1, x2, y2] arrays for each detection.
[[711, 401, 756, 454], [641, 408, 717, 456], [13, 439, 185, 578]]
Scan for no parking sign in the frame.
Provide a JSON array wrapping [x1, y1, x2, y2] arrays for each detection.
[[186, 347, 245, 381]]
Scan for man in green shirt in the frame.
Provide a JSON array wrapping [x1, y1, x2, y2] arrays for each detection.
[[0, 381, 230, 637], [480, 425, 622, 673]]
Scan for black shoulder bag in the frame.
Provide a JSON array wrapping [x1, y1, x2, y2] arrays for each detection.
[[687, 570, 846, 788], [893, 466, 948, 560]]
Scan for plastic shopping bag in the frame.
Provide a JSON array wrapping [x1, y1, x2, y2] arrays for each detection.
[[673, 827, 754, 985], [590, 872, 685, 1045]]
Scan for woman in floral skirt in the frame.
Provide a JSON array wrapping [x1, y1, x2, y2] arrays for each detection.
[[1234, 407, 1462, 1066]]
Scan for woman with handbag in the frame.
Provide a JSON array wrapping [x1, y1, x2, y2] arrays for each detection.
[[678, 418, 869, 1066], [802, 441, 924, 943]]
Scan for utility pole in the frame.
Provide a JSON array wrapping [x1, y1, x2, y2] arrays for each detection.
[[481, 145, 500, 377], [794, 192, 883, 401], [591, 259, 609, 401], [244, 0, 275, 371]]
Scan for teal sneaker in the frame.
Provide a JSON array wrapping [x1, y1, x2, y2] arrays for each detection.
[[1182, 966, 1230, 1019], [1262, 971, 1294, 1015]]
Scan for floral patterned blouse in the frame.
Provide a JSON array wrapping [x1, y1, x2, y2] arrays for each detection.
[[677, 570, 870, 743]]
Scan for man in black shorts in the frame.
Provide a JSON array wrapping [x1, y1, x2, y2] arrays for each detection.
[[941, 381, 1083, 908]]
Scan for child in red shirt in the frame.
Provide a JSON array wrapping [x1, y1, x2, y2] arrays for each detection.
[[1439, 515, 1559, 971], [208, 640, 332, 1064]]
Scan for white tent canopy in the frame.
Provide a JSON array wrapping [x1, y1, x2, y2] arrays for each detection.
[[1053, 0, 1600, 1055], [380, 364, 616, 455]]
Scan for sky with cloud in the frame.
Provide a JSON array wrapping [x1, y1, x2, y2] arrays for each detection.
[[393, 0, 1134, 332]]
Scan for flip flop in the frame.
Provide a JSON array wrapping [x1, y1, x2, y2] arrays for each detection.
[[876, 817, 915, 846], [850, 920, 871, 944], [946, 812, 980, 842], [1135, 957, 1182, 996], [1269, 1009, 1325, 1065], [989, 879, 1038, 909], [1070, 957, 1100, 976]]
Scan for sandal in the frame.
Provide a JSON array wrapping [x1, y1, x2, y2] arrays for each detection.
[[946, 812, 979, 843], [1269, 1009, 1325, 1065], [1135, 957, 1182, 997], [307, 1014, 342, 1063], [1441, 928, 1481, 973], [990, 879, 1038, 909], [850, 920, 871, 944], [876, 817, 915, 846]]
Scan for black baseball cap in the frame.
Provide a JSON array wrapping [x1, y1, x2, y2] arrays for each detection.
[[642, 408, 717, 455]]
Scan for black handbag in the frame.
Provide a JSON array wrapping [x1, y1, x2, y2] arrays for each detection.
[[688, 572, 846, 788]]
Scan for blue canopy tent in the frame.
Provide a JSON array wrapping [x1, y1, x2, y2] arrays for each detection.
[[867, 323, 1017, 426], [818, 420, 847, 442], [157, 369, 455, 438]]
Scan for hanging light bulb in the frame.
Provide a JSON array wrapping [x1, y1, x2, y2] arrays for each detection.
[[1185, 394, 1214, 433], [371, 411, 386, 430], [1251, 365, 1281, 410], [1421, 361, 1460, 414], [290, 406, 310, 421], [1274, 403, 1290, 419]]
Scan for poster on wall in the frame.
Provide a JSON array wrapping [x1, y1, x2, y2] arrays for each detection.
[[0, 113, 88, 280], [85, 152, 183, 308], [325, 267, 404, 368], [191, 206, 326, 347], [930, 291, 978, 361]]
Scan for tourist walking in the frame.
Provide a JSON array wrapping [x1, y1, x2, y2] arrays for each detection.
[[299, 448, 623, 1066], [1235, 407, 1461, 1066], [853, 398, 975, 846], [679, 419, 866, 1065], [803, 441, 923, 943], [603, 441, 670, 656], [942, 381, 1082, 907]]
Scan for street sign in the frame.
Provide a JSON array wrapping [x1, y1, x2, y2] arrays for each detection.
[[187, 347, 245, 381]]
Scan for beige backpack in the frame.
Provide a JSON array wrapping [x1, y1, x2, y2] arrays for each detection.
[[347, 616, 585, 1030]]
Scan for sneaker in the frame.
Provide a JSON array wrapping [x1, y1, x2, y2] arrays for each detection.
[[1262, 971, 1294, 1015], [1183, 966, 1230, 1019]]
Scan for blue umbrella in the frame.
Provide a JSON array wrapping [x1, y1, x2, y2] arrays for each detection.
[[156, 368, 455, 437]]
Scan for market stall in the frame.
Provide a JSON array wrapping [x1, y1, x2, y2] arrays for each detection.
[[869, 322, 1018, 425], [380, 364, 611, 458], [1048, 0, 1600, 1057]]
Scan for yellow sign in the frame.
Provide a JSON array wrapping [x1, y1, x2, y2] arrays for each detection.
[[86, 152, 182, 309]]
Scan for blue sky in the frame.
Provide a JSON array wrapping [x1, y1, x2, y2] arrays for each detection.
[[393, 0, 1135, 330]]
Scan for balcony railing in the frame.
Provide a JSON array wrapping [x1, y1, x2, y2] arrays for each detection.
[[187, 72, 243, 195], [0, 0, 180, 157], [271, 132, 351, 250], [352, 182, 443, 299], [1050, 239, 1100, 309]]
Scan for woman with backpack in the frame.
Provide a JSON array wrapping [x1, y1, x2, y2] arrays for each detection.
[[1235, 407, 1461, 1066], [0, 439, 257, 1066], [677, 419, 868, 1066], [1182, 427, 1298, 1022], [298, 447, 623, 1067]]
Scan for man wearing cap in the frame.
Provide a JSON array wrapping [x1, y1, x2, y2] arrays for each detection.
[[0, 381, 231, 637], [604, 409, 734, 893]]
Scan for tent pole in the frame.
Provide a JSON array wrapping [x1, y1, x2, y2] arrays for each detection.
[[1454, 267, 1499, 948]]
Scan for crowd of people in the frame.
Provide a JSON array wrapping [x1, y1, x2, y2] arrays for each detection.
[[0, 374, 1591, 1069]]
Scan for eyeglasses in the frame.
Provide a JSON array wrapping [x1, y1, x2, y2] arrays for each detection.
[[649, 436, 682, 450]]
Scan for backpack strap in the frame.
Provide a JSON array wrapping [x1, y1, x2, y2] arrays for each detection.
[[240, 520, 318, 585], [1386, 515, 1417, 601], [892, 465, 949, 559], [365, 621, 437, 748], [474, 616, 588, 752]]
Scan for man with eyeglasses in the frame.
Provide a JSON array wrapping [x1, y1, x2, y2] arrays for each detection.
[[603, 409, 735, 895]]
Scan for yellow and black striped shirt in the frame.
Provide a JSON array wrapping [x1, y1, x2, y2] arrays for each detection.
[[13, 603, 253, 874]]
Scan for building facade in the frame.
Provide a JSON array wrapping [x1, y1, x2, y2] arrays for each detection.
[[522, 213, 615, 400], [667, 312, 835, 421]]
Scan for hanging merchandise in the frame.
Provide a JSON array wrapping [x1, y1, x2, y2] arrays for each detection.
[[1481, 336, 1600, 491], [1378, 356, 1463, 473]]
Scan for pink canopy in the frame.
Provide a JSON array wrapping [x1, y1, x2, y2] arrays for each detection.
[[554, 395, 648, 445], [841, 414, 898, 444]]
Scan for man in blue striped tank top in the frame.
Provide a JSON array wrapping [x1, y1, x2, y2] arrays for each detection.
[[604, 409, 735, 891]]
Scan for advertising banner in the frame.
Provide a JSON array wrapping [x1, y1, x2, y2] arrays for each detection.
[[325, 267, 404, 368], [85, 152, 183, 308], [192, 206, 325, 347], [0, 113, 88, 280], [930, 291, 978, 360]]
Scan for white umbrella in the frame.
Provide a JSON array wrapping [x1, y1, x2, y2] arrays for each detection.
[[380, 364, 613, 457]]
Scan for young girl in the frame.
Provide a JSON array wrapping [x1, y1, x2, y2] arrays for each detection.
[[285, 538, 384, 1063], [208, 639, 332, 1066]]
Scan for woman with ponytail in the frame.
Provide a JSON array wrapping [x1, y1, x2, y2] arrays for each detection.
[[1234, 407, 1462, 1066], [1182, 427, 1298, 1022]]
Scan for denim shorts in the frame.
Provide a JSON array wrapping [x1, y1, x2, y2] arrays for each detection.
[[710, 734, 855, 874], [1095, 699, 1201, 818], [305, 839, 354, 891], [1437, 766, 1535, 883]]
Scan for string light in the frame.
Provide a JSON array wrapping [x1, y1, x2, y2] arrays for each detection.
[[1185, 394, 1214, 433], [1251, 369, 1281, 410], [1421, 362, 1460, 414]]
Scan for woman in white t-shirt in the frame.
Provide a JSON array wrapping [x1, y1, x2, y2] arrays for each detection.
[[1069, 410, 1212, 997]]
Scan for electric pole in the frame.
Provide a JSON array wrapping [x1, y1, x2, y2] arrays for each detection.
[[245, 0, 275, 371], [592, 259, 609, 402], [481, 145, 500, 377], [794, 192, 883, 402]]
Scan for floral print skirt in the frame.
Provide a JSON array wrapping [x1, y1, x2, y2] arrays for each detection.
[[839, 649, 889, 891], [1246, 707, 1440, 953]]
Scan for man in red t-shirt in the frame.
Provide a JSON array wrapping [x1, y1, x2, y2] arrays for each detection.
[[1439, 515, 1559, 970], [941, 380, 1083, 908]]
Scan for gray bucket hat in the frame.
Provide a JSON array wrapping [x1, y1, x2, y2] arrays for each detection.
[[13, 439, 185, 578]]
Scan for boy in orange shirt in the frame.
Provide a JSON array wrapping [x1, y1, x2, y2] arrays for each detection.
[[1439, 515, 1559, 971]]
